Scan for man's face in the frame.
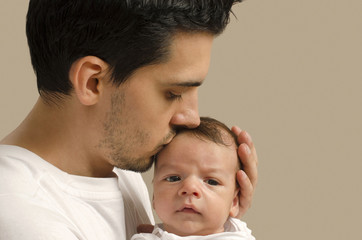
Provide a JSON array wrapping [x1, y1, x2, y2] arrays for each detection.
[[98, 32, 214, 172], [153, 133, 239, 236]]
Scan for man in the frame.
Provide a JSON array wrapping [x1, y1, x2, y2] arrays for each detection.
[[0, 1, 258, 239]]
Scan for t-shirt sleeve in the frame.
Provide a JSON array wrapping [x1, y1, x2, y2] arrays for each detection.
[[114, 169, 155, 239], [0, 194, 82, 240]]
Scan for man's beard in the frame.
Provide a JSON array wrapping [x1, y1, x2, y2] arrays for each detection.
[[110, 130, 176, 172]]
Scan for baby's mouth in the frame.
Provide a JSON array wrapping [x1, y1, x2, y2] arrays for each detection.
[[177, 206, 201, 214]]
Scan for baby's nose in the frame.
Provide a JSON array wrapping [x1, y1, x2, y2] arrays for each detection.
[[178, 177, 201, 198]]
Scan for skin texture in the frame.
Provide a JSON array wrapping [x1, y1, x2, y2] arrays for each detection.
[[153, 132, 240, 236]]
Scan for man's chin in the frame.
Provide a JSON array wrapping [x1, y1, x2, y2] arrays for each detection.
[[136, 161, 154, 173], [128, 155, 155, 173], [112, 144, 166, 172]]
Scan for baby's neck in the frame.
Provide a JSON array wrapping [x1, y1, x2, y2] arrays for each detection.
[[162, 223, 224, 237]]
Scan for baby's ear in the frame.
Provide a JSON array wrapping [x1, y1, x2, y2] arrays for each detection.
[[229, 189, 240, 218]]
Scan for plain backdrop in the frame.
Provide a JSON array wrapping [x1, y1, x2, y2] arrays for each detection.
[[1, 1, 361, 239]]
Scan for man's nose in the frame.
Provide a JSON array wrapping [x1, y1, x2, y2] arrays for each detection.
[[170, 90, 200, 129], [178, 177, 201, 198]]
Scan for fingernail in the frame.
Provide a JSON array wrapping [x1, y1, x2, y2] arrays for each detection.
[[245, 131, 252, 142], [244, 144, 251, 155], [241, 170, 247, 179], [232, 126, 241, 134]]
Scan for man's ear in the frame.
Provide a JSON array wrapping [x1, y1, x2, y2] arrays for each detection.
[[229, 189, 240, 218], [69, 56, 109, 106]]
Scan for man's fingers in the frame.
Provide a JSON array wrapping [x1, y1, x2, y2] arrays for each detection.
[[238, 142, 258, 188], [236, 170, 254, 218], [232, 127, 259, 218], [237, 130, 255, 154], [231, 126, 242, 136]]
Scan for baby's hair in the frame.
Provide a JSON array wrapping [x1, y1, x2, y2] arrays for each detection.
[[182, 117, 237, 146], [176, 116, 243, 171]]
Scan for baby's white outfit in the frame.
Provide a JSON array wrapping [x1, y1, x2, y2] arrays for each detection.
[[131, 217, 256, 240]]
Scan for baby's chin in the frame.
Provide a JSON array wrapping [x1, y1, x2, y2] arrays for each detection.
[[163, 222, 224, 237]]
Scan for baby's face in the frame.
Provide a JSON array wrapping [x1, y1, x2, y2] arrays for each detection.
[[153, 133, 239, 236]]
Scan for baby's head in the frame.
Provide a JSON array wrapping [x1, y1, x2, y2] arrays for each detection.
[[153, 117, 241, 236]]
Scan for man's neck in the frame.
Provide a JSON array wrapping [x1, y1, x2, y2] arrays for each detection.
[[1, 97, 115, 178]]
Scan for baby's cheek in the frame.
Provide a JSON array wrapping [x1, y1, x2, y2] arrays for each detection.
[[153, 200, 171, 223], [153, 194, 167, 212]]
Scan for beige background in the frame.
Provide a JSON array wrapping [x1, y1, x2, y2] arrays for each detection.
[[1, 1, 361, 239]]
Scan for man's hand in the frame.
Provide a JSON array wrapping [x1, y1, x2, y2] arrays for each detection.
[[231, 126, 258, 218]]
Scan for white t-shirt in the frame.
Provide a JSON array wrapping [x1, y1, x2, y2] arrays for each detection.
[[0, 145, 154, 240], [131, 218, 255, 240]]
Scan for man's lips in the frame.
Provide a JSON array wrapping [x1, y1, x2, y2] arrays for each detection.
[[153, 132, 176, 154], [164, 131, 177, 145]]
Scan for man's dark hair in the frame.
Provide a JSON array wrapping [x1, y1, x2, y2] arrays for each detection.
[[26, 0, 242, 102]]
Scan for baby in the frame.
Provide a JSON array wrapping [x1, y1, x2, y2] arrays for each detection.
[[132, 117, 255, 239]]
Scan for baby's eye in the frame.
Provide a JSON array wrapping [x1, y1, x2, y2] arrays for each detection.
[[165, 176, 181, 182], [205, 179, 219, 186]]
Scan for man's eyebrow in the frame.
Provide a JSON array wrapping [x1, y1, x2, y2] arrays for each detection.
[[165, 80, 204, 87]]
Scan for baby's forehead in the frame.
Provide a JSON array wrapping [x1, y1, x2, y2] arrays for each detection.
[[178, 128, 238, 148], [156, 131, 240, 169]]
